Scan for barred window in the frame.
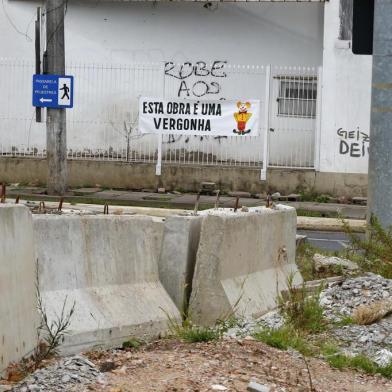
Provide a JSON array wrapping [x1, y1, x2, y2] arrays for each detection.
[[277, 76, 317, 119]]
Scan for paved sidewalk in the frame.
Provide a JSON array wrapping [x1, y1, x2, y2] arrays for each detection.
[[4, 186, 367, 219], [3, 194, 367, 235]]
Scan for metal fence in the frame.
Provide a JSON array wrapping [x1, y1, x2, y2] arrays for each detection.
[[0, 58, 321, 172]]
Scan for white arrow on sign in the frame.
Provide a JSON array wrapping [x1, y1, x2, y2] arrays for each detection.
[[40, 98, 52, 103]]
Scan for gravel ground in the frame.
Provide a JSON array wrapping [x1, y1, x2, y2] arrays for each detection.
[[5, 356, 102, 392], [4, 339, 391, 391], [87, 339, 392, 391], [4, 273, 392, 391], [320, 273, 392, 361]]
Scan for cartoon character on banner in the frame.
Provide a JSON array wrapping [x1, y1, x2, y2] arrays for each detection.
[[233, 101, 252, 135]]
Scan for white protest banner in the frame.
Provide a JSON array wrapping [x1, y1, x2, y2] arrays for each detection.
[[139, 98, 260, 136]]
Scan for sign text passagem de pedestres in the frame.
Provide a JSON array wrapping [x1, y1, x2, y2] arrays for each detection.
[[139, 98, 260, 136]]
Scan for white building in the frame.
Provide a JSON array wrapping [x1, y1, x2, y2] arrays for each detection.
[[0, 0, 372, 194]]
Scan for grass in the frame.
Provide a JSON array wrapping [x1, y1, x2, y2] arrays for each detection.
[[298, 190, 332, 204], [176, 326, 219, 343], [168, 315, 220, 343], [254, 268, 392, 380], [164, 309, 222, 343], [298, 214, 392, 281], [326, 352, 392, 377], [122, 338, 142, 350], [254, 326, 314, 357], [255, 326, 392, 378], [168, 315, 244, 343], [295, 242, 319, 281], [332, 315, 354, 327], [342, 215, 392, 279], [296, 242, 355, 281], [278, 274, 326, 333], [296, 209, 339, 219]]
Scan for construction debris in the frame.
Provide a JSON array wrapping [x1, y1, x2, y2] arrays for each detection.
[[313, 253, 359, 273]]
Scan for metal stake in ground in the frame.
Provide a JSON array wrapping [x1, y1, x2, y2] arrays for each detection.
[[46, 0, 67, 195], [214, 190, 221, 209], [234, 196, 240, 212], [0, 183, 6, 203], [368, 0, 392, 228]]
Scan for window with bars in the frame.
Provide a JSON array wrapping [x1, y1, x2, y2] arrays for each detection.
[[277, 76, 317, 119]]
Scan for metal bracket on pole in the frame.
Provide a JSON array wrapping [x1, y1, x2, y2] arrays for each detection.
[[261, 65, 271, 181]]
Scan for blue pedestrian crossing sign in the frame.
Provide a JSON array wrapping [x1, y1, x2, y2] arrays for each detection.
[[32, 74, 74, 108]]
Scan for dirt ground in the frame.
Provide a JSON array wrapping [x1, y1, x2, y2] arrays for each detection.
[[86, 338, 392, 392]]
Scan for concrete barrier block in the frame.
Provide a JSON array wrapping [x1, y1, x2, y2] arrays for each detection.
[[190, 206, 302, 326], [0, 205, 38, 373], [159, 215, 202, 312], [33, 215, 180, 353]]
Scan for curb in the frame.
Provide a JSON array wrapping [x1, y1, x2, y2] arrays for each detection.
[[297, 216, 366, 233]]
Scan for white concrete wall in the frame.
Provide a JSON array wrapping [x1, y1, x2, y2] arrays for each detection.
[[319, 0, 372, 174], [0, 205, 38, 373], [0, 0, 323, 166], [0, 1, 323, 64]]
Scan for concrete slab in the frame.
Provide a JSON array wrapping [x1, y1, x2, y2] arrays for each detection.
[[33, 215, 181, 353], [159, 215, 203, 312], [190, 206, 302, 326], [0, 205, 38, 373]]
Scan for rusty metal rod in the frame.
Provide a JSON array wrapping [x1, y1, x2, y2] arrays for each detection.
[[214, 190, 221, 209], [266, 193, 273, 208], [39, 201, 46, 213], [58, 197, 64, 211], [234, 196, 240, 212], [1, 183, 6, 203]]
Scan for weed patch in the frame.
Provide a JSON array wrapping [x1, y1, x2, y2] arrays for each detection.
[[122, 338, 142, 350], [296, 243, 344, 281], [278, 274, 326, 333], [165, 310, 221, 343], [325, 353, 390, 376], [253, 326, 314, 356], [343, 215, 392, 279], [177, 326, 219, 343]]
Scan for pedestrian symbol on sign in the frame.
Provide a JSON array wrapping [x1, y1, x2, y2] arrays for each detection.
[[58, 77, 72, 106], [60, 83, 70, 100]]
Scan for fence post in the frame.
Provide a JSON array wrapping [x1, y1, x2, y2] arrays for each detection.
[[156, 132, 162, 176], [261, 65, 271, 181], [155, 62, 166, 176], [314, 66, 323, 171]]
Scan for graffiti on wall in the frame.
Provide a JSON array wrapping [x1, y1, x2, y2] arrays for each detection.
[[337, 127, 369, 158], [164, 60, 227, 98], [164, 60, 228, 144]]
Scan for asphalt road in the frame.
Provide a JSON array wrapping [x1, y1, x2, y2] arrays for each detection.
[[298, 230, 358, 252]]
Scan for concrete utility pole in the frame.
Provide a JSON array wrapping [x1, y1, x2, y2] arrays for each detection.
[[45, 0, 67, 195], [368, 0, 392, 228]]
